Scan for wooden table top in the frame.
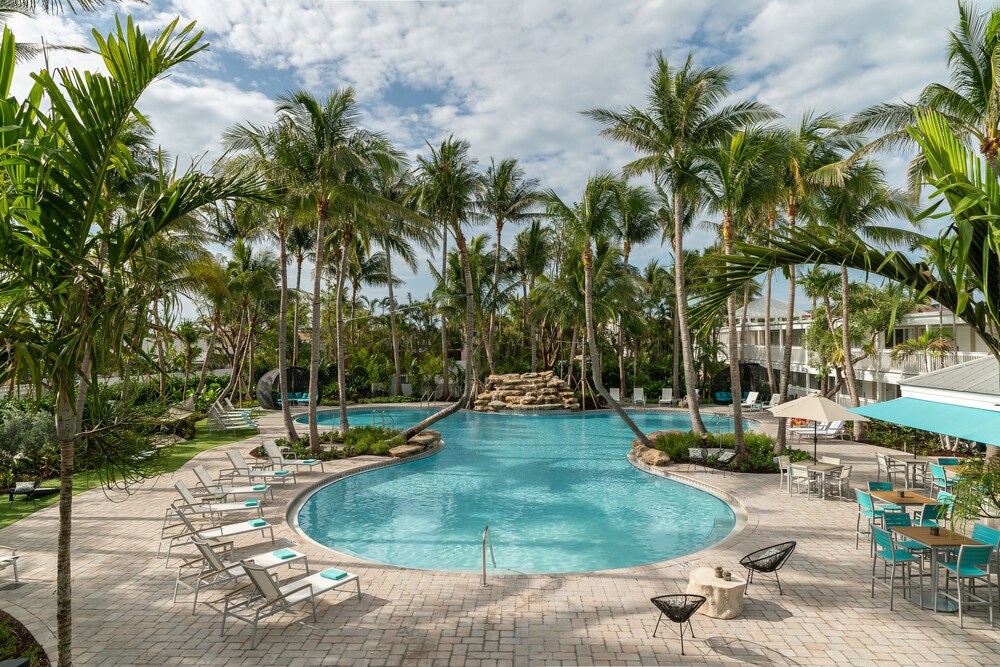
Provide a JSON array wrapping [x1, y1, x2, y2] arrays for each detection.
[[942, 464, 962, 474], [870, 490, 936, 506], [886, 455, 934, 465], [891, 525, 983, 548]]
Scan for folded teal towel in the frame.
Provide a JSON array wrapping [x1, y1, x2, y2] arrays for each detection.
[[274, 470, 290, 476], [304, 459, 318, 464], [320, 568, 349, 581], [248, 519, 268, 528], [253, 484, 267, 491], [272, 548, 296, 560], [244, 500, 260, 508]]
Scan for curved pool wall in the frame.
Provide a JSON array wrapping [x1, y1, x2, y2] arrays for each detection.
[[294, 408, 742, 574]]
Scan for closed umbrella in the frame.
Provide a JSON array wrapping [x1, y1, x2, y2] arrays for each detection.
[[769, 395, 868, 460]]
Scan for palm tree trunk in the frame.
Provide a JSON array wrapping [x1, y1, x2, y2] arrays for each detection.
[[308, 203, 327, 456], [529, 275, 539, 372], [386, 247, 402, 395], [740, 282, 751, 353], [672, 297, 680, 398], [674, 193, 707, 434], [486, 219, 504, 376], [335, 227, 352, 436], [775, 202, 799, 453], [841, 265, 862, 438], [439, 225, 450, 400], [723, 213, 746, 460], [55, 384, 75, 667], [277, 222, 299, 442], [401, 225, 476, 439], [583, 246, 651, 445], [151, 299, 168, 396], [566, 328, 577, 384], [292, 256, 303, 366], [763, 269, 776, 393], [194, 318, 219, 400]]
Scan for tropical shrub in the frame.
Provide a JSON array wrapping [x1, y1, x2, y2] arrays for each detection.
[[652, 430, 810, 472], [864, 418, 939, 454]]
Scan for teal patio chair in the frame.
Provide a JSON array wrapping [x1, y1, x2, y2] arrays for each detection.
[[866, 482, 903, 512], [937, 457, 959, 465], [929, 463, 958, 497], [871, 526, 922, 611], [972, 523, 1000, 590], [915, 503, 948, 527], [941, 544, 995, 628], [882, 513, 929, 575], [856, 489, 892, 552]]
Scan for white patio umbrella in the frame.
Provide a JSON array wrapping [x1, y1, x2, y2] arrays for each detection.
[[768, 395, 869, 460]]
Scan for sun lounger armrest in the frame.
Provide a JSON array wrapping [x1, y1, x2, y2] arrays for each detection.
[[258, 582, 314, 611], [0, 545, 16, 554], [223, 581, 257, 601]]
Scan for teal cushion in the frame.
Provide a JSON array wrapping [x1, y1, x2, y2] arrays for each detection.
[[272, 548, 296, 560], [248, 519, 268, 528], [303, 459, 318, 464], [253, 484, 268, 491], [274, 470, 290, 476], [244, 499, 260, 508]]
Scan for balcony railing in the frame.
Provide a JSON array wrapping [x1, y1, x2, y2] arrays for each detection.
[[740, 344, 988, 376]]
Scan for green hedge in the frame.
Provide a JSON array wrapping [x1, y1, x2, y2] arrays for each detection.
[[652, 431, 812, 473]]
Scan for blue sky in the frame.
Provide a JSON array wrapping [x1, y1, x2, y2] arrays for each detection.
[[5, 0, 958, 314]]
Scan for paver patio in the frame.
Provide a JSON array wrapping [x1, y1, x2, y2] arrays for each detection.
[[1, 406, 998, 666]]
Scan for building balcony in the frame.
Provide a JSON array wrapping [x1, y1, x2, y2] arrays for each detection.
[[740, 344, 989, 378]]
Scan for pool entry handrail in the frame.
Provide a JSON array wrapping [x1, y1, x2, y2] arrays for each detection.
[[481, 526, 496, 588], [370, 410, 396, 429]]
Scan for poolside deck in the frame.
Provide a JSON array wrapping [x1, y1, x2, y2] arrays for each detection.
[[0, 406, 996, 666]]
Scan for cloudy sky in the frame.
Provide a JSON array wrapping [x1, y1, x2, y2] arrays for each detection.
[[5, 0, 957, 307]]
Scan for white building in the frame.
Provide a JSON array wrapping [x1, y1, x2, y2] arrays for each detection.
[[731, 299, 991, 406]]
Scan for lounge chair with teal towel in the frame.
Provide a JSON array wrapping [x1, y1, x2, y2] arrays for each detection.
[[222, 450, 298, 486], [222, 559, 362, 648], [191, 465, 274, 502], [262, 440, 325, 473], [160, 505, 275, 565]]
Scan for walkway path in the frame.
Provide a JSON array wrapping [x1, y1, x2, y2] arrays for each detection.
[[0, 407, 996, 665]]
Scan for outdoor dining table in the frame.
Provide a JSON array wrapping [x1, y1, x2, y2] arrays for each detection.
[[890, 525, 984, 612], [942, 464, 962, 475], [869, 489, 936, 509], [788, 461, 843, 499], [886, 455, 934, 490]]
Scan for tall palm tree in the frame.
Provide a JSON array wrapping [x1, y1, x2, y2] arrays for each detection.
[[846, 1, 1000, 189], [477, 157, 541, 374], [698, 126, 782, 460], [513, 221, 552, 371], [585, 52, 778, 435], [891, 328, 955, 373], [287, 222, 315, 367], [0, 20, 266, 666], [545, 173, 651, 445], [402, 137, 481, 438]]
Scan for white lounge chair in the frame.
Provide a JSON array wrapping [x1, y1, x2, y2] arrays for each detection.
[[192, 465, 274, 502], [758, 395, 780, 411], [740, 391, 759, 409], [222, 559, 362, 648], [262, 441, 325, 473], [173, 537, 308, 613], [0, 545, 18, 583], [633, 388, 646, 405], [222, 450, 297, 485], [173, 480, 265, 520], [609, 388, 621, 403], [163, 504, 275, 565], [658, 388, 674, 405], [790, 420, 846, 441]]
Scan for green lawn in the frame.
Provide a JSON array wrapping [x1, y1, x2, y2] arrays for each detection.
[[0, 420, 255, 530]]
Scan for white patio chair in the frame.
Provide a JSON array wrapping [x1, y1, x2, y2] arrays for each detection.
[[825, 465, 852, 499], [633, 388, 646, 405], [221, 450, 297, 486], [818, 456, 841, 466], [0, 545, 18, 583], [192, 465, 275, 501], [162, 505, 275, 565], [262, 441, 325, 473], [173, 537, 307, 613], [658, 388, 674, 405], [789, 464, 815, 497], [221, 560, 362, 648], [739, 391, 759, 409], [609, 388, 621, 403], [168, 480, 264, 522], [774, 456, 791, 490]]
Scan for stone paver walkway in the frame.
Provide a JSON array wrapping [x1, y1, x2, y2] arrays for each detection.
[[1, 406, 997, 666]]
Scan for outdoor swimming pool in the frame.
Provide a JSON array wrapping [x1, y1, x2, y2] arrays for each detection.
[[295, 409, 739, 573]]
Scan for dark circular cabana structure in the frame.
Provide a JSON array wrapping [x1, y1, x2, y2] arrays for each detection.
[[709, 362, 772, 405], [256, 366, 310, 410]]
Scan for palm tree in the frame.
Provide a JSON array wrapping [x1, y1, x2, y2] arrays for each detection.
[[892, 328, 955, 373], [174, 320, 202, 398], [402, 137, 481, 438], [698, 126, 782, 460], [0, 20, 266, 666], [585, 52, 778, 435], [544, 173, 651, 445], [847, 1, 1000, 188], [287, 222, 315, 366], [513, 221, 552, 371], [477, 157, 541, 373]]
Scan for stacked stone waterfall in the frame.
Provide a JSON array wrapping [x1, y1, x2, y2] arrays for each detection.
[[473, 371, 579, 412]]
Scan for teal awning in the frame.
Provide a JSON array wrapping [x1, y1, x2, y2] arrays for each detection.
[[849, 398, 1000, 447]]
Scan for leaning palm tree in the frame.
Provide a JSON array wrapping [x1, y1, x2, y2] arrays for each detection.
[[544, 173, 652, 446], [585, 52, 778, 435], [0, 20, 267, 666], [477, 157, 541, 373], [402, 137, 481, 438]]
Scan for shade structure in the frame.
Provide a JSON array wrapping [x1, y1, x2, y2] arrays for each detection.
[[849, 397, 1000, 448], [768, 395, 868, 460]]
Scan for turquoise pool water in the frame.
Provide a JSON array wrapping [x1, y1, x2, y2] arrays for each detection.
[[296, 409, 738, 573]]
